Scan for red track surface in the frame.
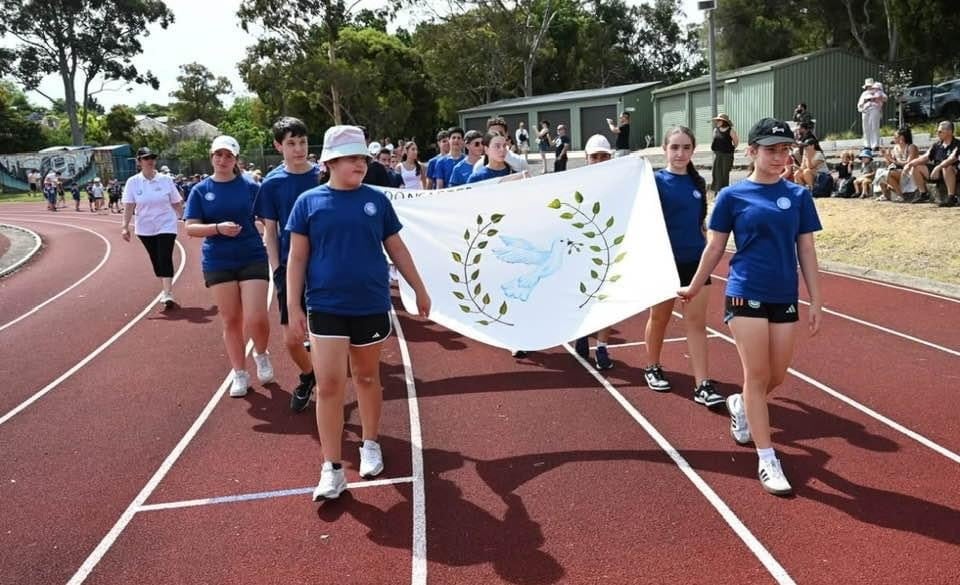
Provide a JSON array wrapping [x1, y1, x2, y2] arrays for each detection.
[[1, 202, 958, 585]]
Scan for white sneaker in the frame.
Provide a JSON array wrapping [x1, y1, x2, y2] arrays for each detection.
[[359, 440, 384, 478], [159, 291, 176, 308], [253, 352, 275, 384], [229, 370, 250, 397], [758, 457, 793, 495], [313, 462, 348, 501], [726, 393, 751, 445]]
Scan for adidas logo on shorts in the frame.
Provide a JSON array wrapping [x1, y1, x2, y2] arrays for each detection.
[[785, 305, 797, 314], [371, 332, 380, 339]]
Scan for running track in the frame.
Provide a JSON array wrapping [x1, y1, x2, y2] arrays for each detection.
[[0, 202, 957, 585]]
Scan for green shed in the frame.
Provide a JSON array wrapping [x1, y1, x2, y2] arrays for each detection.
[[652, 48, 896, 144], [458, 81, 662, 151]]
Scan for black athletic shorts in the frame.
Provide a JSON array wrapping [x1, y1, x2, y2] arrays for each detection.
[[676, 260, 711, 287], [723, 296, 799, 324], [307, 311, 391, 346], [203, 261, 270, 288], [272, 265, 306, 326]]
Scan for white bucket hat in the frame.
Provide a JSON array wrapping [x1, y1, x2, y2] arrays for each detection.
[[210, 135, 240, 156], [862, 77, 875, 88], [321, 126, 372, 163], [584, 134, 613, 155]]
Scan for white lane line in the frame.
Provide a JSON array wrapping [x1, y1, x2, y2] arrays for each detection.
[[390, 310, 428, 585], [0, 219, 111, 332], [564, 343, 796, 584], [0, 222, 41, 276], [710, 274, 960, 357], [821, 269, 960, 304], [137, 476, 415, 512], [604, 334, 718, 350], [678, 312, 960, 465], [66, 281, 275, 585], [0, 239, 187, 427]]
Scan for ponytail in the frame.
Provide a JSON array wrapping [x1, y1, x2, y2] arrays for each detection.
[[687, 161, 708, 227]]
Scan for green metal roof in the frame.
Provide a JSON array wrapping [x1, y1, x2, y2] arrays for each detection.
[[458, 81, 662, 114], [651, 48, 870, 95]]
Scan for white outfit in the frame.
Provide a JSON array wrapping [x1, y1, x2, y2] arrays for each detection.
[[399, 164, 422, 190], [515, 128, 530, 152], [122, 172, 182, 235], [857, 88, 886, 149], [472, 149, 529, 174]]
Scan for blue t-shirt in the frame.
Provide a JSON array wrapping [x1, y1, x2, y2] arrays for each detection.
[[709, 179, 822, 303], [466, 165, 511, 183], [448, 157, 480, 187], [285, 184, 402, 315], [426, 154, 444, 187], [184, 175, 267, 272], [654, 169, 706, 264], [434, 153, 465, 186], [255, 164, 321, 267]]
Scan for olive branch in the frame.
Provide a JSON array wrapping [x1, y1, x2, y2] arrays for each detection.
[[449, 213, 513, 326], [548, 192, 626, 308]]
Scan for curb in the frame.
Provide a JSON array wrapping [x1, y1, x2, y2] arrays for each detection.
[[817, 259, 960, 301], [0, 223, 43, 278]]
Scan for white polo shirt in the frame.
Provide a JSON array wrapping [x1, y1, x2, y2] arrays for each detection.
[[122, 172, 182, 236]]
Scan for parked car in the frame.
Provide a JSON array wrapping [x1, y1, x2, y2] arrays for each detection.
[[931, 79, 960, 120], [899, 85, 935, 121]]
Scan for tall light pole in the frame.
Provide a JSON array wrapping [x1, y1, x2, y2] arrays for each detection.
[[698, 0, 718, 118]]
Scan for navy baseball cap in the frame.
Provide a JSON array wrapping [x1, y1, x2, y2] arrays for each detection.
[[748, 118, 795, 146], [136, 147, 158, 160]]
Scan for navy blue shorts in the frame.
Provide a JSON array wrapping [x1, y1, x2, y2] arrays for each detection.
[[307, 311, 391, 347], [723, 296, 799, 324]]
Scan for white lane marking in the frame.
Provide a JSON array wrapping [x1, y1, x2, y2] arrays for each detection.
[[710, 274, 960, 357], [137, 477, 415, 512], [0, 222, 41, 276], [821, 268, 960, 304], [66, 281, 275, 585], [0, 219, 111, 332], [604, 334, 718, 350], [389, 310, 428, 585], [0, 239, 186, 426], [564, 343, 796, 584], [680, 312, 960, 465]]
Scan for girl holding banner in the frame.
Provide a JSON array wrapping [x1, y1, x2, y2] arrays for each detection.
[[679, 118, 823, 496]]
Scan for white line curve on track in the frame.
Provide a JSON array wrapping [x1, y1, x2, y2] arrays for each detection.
[[0, 222, 42, 277]]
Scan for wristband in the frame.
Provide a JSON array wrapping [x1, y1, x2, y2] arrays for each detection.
[[215, 223, 221, 235]]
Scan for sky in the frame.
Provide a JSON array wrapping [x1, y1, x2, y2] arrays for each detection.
[[7, 0, 705, 111]]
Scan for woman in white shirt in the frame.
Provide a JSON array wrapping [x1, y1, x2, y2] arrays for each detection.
[[396, 141, 426, 190], [120, 147, 183, 309]]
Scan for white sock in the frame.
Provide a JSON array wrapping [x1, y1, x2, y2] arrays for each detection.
[[363, 439, 379, 449], [756, 447, 777, 463]]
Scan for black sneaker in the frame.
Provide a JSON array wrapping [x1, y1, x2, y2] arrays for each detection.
[[693, 379, 725, 408], [574, 337, 589, 360], [290, 372, 316, 412], [911, 192, 930, 204], [511, 350, 528, 359], [900, 191, 916, 203], [643, 364, 671, 392], [594, 346, 613, 370], [938, 195, 958, 208]]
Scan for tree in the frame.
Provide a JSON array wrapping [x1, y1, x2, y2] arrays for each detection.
[[0, 81, 44, 154], [218, 97, 271, 156], [130, 129, 172, 157], [105, 105, 136, 144], [634, 0, 706, 84], [0, 0, 174, 145], [169, 63, 232, 125]]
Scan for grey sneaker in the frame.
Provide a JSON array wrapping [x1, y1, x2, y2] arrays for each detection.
[[726, 393, 751, 445]]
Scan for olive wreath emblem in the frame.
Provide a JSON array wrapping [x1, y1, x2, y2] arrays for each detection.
[[449, 213, 513, 326]]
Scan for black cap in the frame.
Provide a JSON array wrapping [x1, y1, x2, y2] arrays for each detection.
[[748, 118, 795, 146], [136, 147, 158, 160]]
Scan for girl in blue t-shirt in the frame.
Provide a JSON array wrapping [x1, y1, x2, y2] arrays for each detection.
[[184, 135, 273, 399], [679, 118, 823, 497], [467, 132, 514, 184], [285, 125, 431, 502], [642, 127, 723, 409]]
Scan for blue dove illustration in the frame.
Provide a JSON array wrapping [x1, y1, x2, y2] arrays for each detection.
[[492, 235, 568, 301]]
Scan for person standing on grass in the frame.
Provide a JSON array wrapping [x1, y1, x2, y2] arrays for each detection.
[[184, 136, 274, 398], [284, 125, 430, 501], [608, 112, 631, 158], [425, 130, 450, 190], [121, 146, 183, 311], [679, 118, 823, 496], [256, 117, 318, 413], [632, 127, 724, 408], [710, 113, 738, 192], [857, 79, 886, 151]]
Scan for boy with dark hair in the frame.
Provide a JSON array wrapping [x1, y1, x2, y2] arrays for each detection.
[[431, 127, 465, 189], [449, 130, 485, 187], [256, 116, 318, 412], [426, 130, 450, 189]]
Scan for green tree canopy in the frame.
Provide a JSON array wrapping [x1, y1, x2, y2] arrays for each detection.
[[106, 105, 136, 144], [0, 81, 44, 154], [169, 63, 233, 125]]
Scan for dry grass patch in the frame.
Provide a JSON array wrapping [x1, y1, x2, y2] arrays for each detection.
[[812, 198, 960, 285]]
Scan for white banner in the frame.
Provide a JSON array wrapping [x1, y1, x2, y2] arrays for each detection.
[[382, 156, 680, 350]]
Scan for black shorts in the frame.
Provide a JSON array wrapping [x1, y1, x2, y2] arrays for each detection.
[[203, 261, 270, 288], [307, 311, 391, 346], [723, 296, 799, 324], [676, 260, 711, 287], [272, 265, 306, 326]]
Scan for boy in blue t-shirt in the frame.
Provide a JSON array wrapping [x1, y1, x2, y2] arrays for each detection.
[[431, 126, 465, 189], [425, 130, 449, 189], [256, 117, 319, 412], [285, 125, 431, 502]]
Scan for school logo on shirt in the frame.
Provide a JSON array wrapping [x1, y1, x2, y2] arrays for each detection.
[[204, 192, 215, 201], [692, 189, 702, 200], [363, 202, 377, 216], [748, 300, 761, 309], [776, 197, 791, 210]]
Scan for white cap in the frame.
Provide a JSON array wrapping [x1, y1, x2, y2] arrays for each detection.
[[584, 134, 613, 155], [160, 165, 170, 172], [210, 135, 240, 156], [367, 141, 382, 157], [94, 177, 101, 182], [320, 126, 372, 163]]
